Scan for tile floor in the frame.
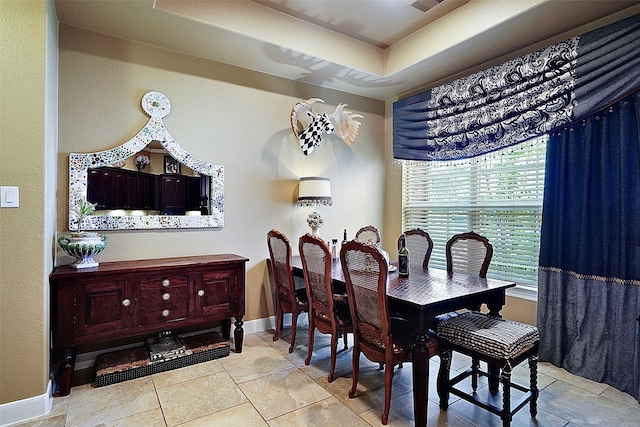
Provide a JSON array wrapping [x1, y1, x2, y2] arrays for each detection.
[[18, 321, 640, 427]]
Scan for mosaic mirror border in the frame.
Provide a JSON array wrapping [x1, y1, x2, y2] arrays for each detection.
[[68, 91, 224, 230]]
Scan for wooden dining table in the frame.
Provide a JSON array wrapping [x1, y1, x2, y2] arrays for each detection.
[[290, 255, 515, 427]]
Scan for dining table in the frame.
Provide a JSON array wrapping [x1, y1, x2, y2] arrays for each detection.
[[290, 255, 516, 427]]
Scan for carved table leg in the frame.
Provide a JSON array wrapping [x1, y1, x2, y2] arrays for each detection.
[[234, 317, 244, 353], [412, 332, 430, 427], [57, 347, 76, 397]]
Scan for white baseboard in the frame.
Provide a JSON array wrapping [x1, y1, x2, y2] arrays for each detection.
[[0, 380, 53, 427]]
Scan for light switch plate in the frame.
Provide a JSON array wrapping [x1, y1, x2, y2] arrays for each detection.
[[1, 186, 19, 207]]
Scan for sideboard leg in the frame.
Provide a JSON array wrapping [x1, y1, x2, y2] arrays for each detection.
[[221, 318, 231, 341], [234, 317, 244, 353], [57, 347, 76, 397]]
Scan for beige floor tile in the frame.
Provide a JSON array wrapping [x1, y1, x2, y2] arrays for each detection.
[[237, 331, 273, 352], [537, 362, 609, 395], [178, 402, 268, 427], [239, 367, 331, 420], [267, 396, 370, 427], [13, 414, 67, 427], [318, 363, 412, 415], [536, 379, 640, 426], [65, 378, 159, 427], [152, 359, 224, 389], [103, 408, 166, 426], [220, 346, 297, 383], [156, 371, 247, 426]]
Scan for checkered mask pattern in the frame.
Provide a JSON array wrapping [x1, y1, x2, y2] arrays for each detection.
[[299, 113, 335, 155]]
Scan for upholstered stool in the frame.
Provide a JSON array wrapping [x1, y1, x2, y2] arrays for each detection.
[[436, 311, 539, 427]]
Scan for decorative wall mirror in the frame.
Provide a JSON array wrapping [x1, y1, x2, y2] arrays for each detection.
[[68, 91, 224, 230]]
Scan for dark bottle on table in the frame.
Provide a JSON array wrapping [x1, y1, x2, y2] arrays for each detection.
[[342, 229, 348, 245], [398, 234, 409, 277]]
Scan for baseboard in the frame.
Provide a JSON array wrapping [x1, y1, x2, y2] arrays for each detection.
[[0, 380, 53, 427]]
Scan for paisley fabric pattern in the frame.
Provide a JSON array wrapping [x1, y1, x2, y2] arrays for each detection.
[[393, 14, 640, 162]]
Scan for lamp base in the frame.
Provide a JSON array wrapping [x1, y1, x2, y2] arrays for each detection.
[[307, 211, 323, 236]]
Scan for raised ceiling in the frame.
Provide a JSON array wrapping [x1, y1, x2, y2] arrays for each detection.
[[54, 0, 640, 100]]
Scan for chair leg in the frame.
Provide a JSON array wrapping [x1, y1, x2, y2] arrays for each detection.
[[289, 309, 299, 353], [501, 362, 512, 427], [349, 340, 360, 399], [273, 303, 282, 342], [529, 354, 539, 418], [342, 331, 348, 350], [471, 356, 480, 391], [381, 357, 394, 425], [437, 348, 452, 410], [305, 317, 315, 365], [328, 331, 338, 383]]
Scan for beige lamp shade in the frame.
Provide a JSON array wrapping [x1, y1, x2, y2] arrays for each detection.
[[296, 177, 332, 207]]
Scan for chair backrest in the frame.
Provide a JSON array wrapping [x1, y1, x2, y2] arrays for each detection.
[[354, 225, 381, 244], [398, 228, 433, 269], [267, 229, 296, 301], [446, 231, 493, 278], [340, 240, 391, 348], [299, 233, 334, 319]]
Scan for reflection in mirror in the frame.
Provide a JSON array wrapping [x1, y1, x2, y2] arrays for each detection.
[[68, 91, 224, 230]]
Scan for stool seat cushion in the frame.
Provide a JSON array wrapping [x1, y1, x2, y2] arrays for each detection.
[[437, 311, 539, 360]]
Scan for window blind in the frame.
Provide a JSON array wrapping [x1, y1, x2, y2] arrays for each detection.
[[402, 136, 547, 295]]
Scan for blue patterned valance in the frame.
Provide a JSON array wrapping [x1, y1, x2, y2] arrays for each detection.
[[393, 14, 640, 162]]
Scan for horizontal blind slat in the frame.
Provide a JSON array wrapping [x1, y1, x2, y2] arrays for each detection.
[[402, 136, 547, 288]]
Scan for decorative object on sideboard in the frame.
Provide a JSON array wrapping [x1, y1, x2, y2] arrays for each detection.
[[135, 154, 150, 172], [57, 198, 108, 269], [296, 176, 332, 235], [290, 98, 363, 155]]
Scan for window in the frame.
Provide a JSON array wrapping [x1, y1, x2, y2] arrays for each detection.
[[401, 136, 547, 300]]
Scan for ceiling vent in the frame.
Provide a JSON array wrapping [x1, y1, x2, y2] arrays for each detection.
[[410, 0, 443, 13]]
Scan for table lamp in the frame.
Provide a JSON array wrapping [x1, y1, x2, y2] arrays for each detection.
[[296, 176, 332, 235]]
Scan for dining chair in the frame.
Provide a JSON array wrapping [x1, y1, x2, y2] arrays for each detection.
[[299, 233, 353, 382], [397, 228, 433, 269], [437, 231, 540, 427], [354, 225, 381, 244], [340, 240, 439, 425], [267, 229, 309, 353], [445, 231, 493, 277]]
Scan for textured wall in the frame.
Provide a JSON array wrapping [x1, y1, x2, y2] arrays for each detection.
[[0, 0, 52, 404]]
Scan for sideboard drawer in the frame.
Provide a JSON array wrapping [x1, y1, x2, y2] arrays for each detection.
[[140, 284, 188, 324]]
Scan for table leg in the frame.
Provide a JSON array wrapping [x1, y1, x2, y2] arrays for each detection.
[[412, 332, 430, 427]]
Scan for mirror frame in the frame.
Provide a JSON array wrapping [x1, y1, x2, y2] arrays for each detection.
[[68, 91, 224, 231]]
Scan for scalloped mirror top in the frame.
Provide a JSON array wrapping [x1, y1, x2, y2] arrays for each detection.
[[68, 91, 224, 230]]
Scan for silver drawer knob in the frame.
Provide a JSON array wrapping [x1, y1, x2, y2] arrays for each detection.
[[162, 279, 170, 287], [197, 289, 205, 297], [162, 293, 171, 301], [122, 298, 131, 307], [162, 309, 170, 317]]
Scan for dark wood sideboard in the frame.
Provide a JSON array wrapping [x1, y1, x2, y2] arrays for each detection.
[[50, 254, 249, 396]]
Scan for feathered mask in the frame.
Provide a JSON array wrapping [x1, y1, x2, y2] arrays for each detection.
[[290, 98, 363, 155]]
